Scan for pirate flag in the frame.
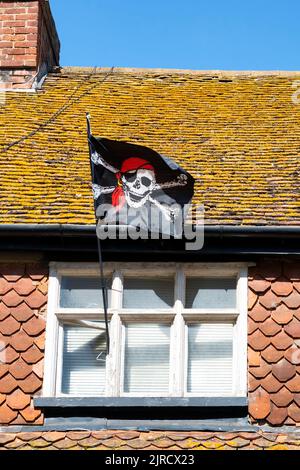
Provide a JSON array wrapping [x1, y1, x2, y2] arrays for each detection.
[[87, 125, 194, 237]]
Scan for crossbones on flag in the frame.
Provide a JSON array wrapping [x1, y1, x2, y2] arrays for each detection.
[[88, 130, 195, 236]]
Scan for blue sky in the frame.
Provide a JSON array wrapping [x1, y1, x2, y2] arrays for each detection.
[[51, 0, 300, 70]]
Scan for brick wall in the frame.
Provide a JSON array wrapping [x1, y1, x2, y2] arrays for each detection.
[[0, 263, 47, 424], [0, 0, 60, 89]]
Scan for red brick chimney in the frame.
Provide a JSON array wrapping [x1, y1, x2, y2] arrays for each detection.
[[0, 0, 60, 89]]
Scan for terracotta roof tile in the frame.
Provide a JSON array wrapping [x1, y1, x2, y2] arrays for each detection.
[[91, 430, 117, 440], [1, 70, 300, 225], [271, 303, 294, 325], [294, 393, 300, 406], [18, 372, 42, 393], [248, 348, 260, 367], [174, 438, 199, 449], [261, 373, 283, 394], [249, 277, 270, 294], [18, 432, 42, 441], [24, 290, 47, 310], [271, 331, 294, 350], [10, 415, 31, 426], [4, 438, 26, 449], [14, 278, 35, 296], [9, 357, 32, 380], [22, 315, 45, 336], [0, 373, 18, 393], [272, 358, 296, 382], [248, 330, 269, 351], [286, 374, 300, 393], [0, 303, 10, 321], [0, 279, 12, 295], [114, 431, 140, 440], [0, 316, 20, 335], [285, 318, 300, 338], [10, 302, 34, 322], [259, 291, 281, 310], [248, 374, 261, 392], [1, 430, 300, 450], [95, 437, 122, 449], [41, 431, 65, 443], [288, 403, 300, 422], [33, 333, 45, 351], [2, 290, 23, 308], [284, 345, 300, 365], [271, 278, 293, 297], [283, 290, 300, 309], [248, 318, 258, 335], [270, 387, 294, 407], [0, 403, 18, 424], [249, 361, 271, 379], [0, 433, 15, 445], [201, 440, 224, 450], [27, 438, 50, 449], [66, 431, 91, 441], [6, 389, 31, 410], [0, 364, 9, 379], [248, 387, 271, 420], [267, 404, 288, 426], [10, 330, 33, 352], [22, 344, 43, 364], [259, 318, 281, 336], [75, 433, 99, 448], [249, 302, 270, 322], [261, 344, 285, 363], [19, 405, 41, 423], [0, 345, 19, 364], [248, 289, 258, 310], [32, 359, 43, 379]]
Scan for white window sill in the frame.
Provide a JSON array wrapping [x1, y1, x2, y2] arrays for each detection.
[[34, 397, 248, 408]]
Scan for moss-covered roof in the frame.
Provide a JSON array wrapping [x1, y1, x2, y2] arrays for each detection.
[[1, 67, 300, 225]]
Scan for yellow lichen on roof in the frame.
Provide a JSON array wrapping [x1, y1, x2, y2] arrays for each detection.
[[0, 67, 300, 225]]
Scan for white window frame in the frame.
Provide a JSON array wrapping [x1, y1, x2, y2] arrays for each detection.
[[43, 262, 248, 398]]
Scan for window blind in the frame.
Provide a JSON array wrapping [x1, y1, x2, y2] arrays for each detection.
[[123, 278, 174, 308], [61, 325, 106, 396], [123, 323, 170, 393], [60, 276, 111, 308], [185, 278, 236, 309], [187, 323, 233, 395]]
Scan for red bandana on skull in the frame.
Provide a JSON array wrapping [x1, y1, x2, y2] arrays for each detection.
[[112, 157, 155, 210]]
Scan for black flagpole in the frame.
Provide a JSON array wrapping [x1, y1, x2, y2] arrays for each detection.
[[86, 113, 110, 355]]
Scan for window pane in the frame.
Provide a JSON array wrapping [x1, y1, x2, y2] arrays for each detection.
[[185, 278, 236, 309], [187, 323, 233, 395], [61, 325, 106, 396], [124, 324, 170, 393], [60, 276, 111, 308], [123, 278, 174, 308]]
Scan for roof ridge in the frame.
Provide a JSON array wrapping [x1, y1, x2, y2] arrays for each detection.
[[55, 66, 300, 76]]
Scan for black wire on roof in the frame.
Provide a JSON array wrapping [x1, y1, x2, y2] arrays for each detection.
[[0, 66, 114, 154]]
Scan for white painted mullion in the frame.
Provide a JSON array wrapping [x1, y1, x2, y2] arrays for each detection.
[[234, 267, 248, 396], [106, 271, 123, 396], [55, 323, 64, 396], [43, 263, 60, 396], [170, 268, 185, 396]]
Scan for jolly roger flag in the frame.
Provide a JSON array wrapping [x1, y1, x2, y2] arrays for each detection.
[[88, 129, 195, 237]]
